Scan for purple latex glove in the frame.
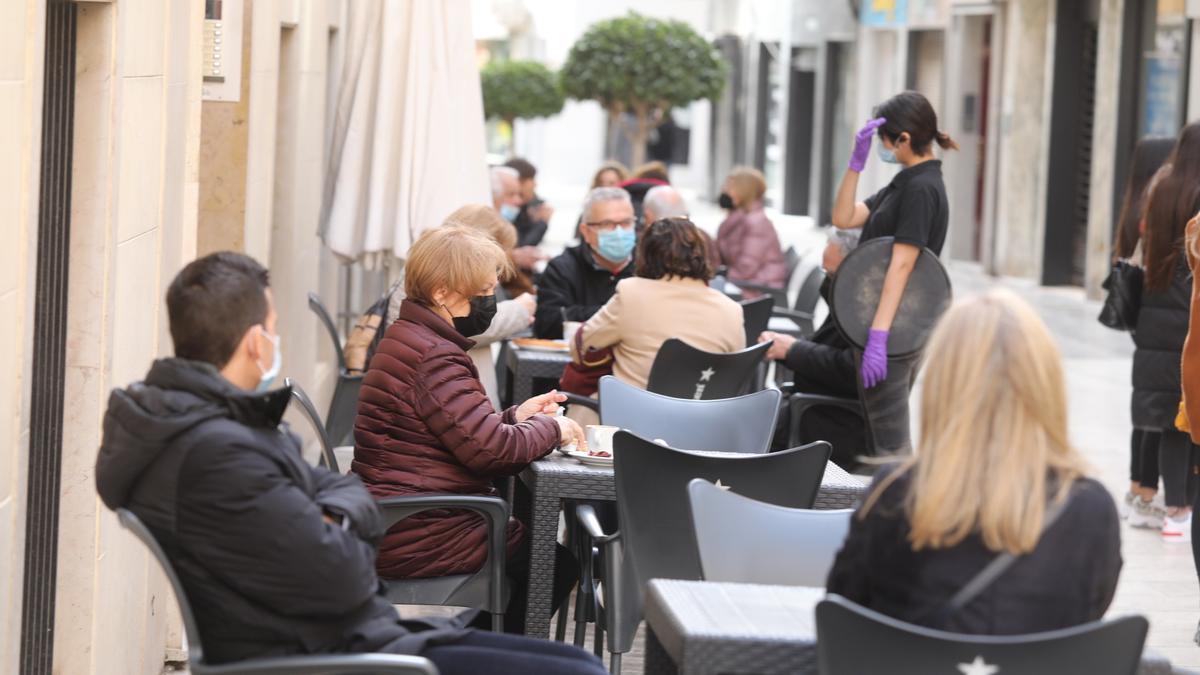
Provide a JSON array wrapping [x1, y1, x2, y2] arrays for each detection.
[[848, 117, 888, 173], [861, 329, 889, 389]]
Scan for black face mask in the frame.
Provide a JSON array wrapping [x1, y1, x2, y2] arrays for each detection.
[[448, 294, 498, 338], [718, 192, 735, 210]]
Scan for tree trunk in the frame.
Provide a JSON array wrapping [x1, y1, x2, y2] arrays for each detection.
[[629, 108, 650, 168], [506, 116, 517, 154]]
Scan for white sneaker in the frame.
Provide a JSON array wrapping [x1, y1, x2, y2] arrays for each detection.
[[1162, 511, 1192, 543], [1128, 496, 1167, 529]]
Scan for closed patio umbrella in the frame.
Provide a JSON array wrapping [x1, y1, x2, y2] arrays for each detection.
[[322, 0, 491, 266]]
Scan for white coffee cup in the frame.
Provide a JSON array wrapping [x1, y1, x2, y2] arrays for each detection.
[[585, 425, 620, 454], [563, 320, 582, 345]]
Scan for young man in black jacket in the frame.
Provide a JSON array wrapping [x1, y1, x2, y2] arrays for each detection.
[[759, 230, 867, 469], [534, 187, 637, 339], [95, 252, 604, 674]]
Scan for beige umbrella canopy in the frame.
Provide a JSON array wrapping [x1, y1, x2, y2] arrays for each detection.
[[322, 0, 491, 266]]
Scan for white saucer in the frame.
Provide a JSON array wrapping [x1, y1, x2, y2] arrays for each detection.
[[566, 449, 614, 466]]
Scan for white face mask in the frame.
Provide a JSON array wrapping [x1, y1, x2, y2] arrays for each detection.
[[255, 326, 282, 392]]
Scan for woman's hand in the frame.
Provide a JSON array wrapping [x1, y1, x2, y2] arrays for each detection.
[[758, 331, 796, 361], [849, 117, 887, 173], [860, 329, 889, 388], [554, 415, 588, 451], [516, 389, 567, 422], [514, 292, 537, 320]]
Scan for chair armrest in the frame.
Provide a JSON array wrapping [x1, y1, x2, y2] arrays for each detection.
[[562, 392, 599, 412], [771, 307, 814, 321], [575, 503, 620, 545], [788, 392, 863, 448], [203, 653, 438, 674]]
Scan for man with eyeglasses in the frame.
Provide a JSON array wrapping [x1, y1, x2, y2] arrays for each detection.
[[533, 187, 637, 339]]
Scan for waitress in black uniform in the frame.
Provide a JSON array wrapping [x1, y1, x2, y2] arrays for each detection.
[[831, 90, 955, 389]]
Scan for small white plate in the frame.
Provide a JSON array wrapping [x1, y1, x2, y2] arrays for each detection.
[[566, 449, 613, 466], [558, 443, 577, 455]]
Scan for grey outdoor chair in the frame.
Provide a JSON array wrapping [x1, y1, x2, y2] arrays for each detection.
[[817, 594, 1149, 675], [577, 432, 832, 673], [768, 265, 825, 339], [598, 375, 781, 453], [308, 292, 364, 447], [117, 508, 438, 675], [284, 378, 508, 631], [687, 478, 852, 587]]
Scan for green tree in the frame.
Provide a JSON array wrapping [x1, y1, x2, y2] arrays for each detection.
[[480, 60, 565, 146], [561, 12, 727, 167]]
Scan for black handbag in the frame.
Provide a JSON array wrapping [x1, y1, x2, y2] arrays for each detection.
[[1098, 259, 1143, 332]]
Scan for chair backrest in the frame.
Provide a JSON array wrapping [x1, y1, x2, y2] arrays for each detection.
[[816, 594, 1149, 675], [608, 433, 831, 651], [644, 338, 772, 399], [309, 292, 347, 373], [118, 508, 208, 667], [739, 295, 774, 345], [688, 479, 851, 586], [285, 378, 339, 472], [791, 266, 826, 337], [325, 374, 364, 449], [599, 376, 780, 452]]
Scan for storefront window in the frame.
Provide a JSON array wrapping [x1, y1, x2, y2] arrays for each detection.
[[1138, 0, 1190, 138]]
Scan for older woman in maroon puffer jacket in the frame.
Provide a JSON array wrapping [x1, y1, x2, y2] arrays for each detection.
[[353, 225, 586, 632]]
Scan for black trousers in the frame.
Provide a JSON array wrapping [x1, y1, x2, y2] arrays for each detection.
[[1149, 428, 1200, 508], [1130, 428, 1160, 490], [422, 630, 606, 675]]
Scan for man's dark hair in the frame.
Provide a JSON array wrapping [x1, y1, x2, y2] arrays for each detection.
[[504, 157, 537, 181], [636, 217, 714, 282], [167, 252, 271, 368]]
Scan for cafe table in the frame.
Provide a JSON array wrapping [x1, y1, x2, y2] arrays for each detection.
[[514, 454, 868, 638], [505, 342, 572, 402], [642, 580, 1177, 675]]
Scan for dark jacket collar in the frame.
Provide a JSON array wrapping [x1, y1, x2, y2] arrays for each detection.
[[398, 299, 476, 351], [891, 159, 942, 189], [143, 358, 292, 428]]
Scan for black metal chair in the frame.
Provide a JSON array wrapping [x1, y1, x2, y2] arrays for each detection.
[[117, 508, 439, 675], [598, 375, 780, 453], [767, 265, 825, 339], [288, 379, 340, 472], [308, 292, 364, 447], [563, 339, 772, 414], [687, 478, 852, 587], [816, 594, 1149, 675], [577, 433, 832, 673], [284, 378, 508, 630]]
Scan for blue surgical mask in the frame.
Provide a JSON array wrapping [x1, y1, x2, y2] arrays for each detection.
[[878, 145, 900, 164], [256, 327, 282, 392], [499, 203, 520, 222], [596, 227, 637, 263]]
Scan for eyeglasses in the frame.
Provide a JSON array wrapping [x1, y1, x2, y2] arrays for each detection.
[[585, 218, 636, 232]]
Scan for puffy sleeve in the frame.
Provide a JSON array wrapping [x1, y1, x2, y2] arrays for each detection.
[[414, 344, 560, 476]]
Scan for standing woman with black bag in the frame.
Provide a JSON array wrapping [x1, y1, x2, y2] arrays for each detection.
[[1108, 137, 1172, 528], [1131, 122, 1200, 542]]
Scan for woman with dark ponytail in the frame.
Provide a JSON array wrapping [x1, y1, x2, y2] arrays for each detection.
[[831, 90, 955, 390]]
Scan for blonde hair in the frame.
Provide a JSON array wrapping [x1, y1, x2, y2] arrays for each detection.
[[725, 166, 767, 205], [591, 160, 629, 188], [443, 204, 518, 252], [861, 290, 1088, 555], [404, 226, 511, 305]]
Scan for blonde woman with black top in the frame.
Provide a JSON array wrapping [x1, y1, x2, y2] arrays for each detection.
[[827, 291, 1122, 634]]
